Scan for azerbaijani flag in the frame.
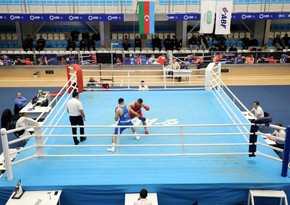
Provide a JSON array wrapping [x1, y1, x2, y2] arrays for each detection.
[[138, 0, 155, 35]]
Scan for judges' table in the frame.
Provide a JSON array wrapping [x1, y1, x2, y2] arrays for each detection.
[[6, 190, 62, 205], [20, 103, 52, 119]]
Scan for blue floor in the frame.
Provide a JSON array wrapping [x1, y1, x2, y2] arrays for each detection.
[[1, 90, 290, 205]]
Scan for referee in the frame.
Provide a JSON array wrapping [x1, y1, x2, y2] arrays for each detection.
[[66, 91, 86, 145]]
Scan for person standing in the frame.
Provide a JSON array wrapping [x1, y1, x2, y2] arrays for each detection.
[[107, 98, 142, 152], [129, 98, 150, 135], [66, 91, 86, 145], [134, 189, 153, 205], [23, 35, 33, 51]]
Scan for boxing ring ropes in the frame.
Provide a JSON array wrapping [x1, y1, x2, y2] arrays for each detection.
[[1, 63, 290, 181]]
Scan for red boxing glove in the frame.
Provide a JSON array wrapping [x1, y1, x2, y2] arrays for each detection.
[[144, 106, 150, 111]]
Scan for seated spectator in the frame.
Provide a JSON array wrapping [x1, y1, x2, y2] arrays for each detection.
[[163, 35, 172, 51], [199, 35, 208, 50], [134, 35, 142, 51], [71, 28, 80, 41], [134, 189, 152, 205], [209, 45, 218, 52], [15, 92, 28, 115], [213, 53, 225, 63], [156, 54, 167, 65], [244, 55, 255, 64], [122, 35, 131, 51], [66, 37, 76, 51], [228, 45, 237, 52], [148, 54, 157, 64], [250, 100, 264, 118], [280, 54, 289, 63], [241, 33, 249, 50], [171, 35, 179, 51], [23, 35, 33, 51], [235, 54, 245, 64], [87, 36, 95, 51], [92, 31, 100, 42], [36, 35, 46, 51], [273, 34, 282, 49], [188, 34, 198, 49], [268, 56, 277, 64], [262, 44, 270, 52], [282, 33, 289, 48], [170, 59, 181, 81], [82, 30, 90, 42], [267, 123, 285, 154], [87, 77, 98, 88], [152, 34, 161, 51], [218, 45, 227, 51], [79, 38, 87, 51], [139, 80, 149, 91]]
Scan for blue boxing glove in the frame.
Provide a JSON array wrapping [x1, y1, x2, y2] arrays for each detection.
[[138, 116, 146, 121]]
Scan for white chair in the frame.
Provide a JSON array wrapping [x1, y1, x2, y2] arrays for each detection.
[[117, 33, 123, 39], [20, 51, 27, 54], [59, 33, 65, 40], [274, 31, 281, 37], [227, 33, 233, 39], [53, 33, 59, 40], [170, 33, 175, 38], [41, 33, 48, 40], [0, 33, 6, 40], [280, 31, 286, 37], [52, 51, 59, 54], [12, 33, 18, 40], [35, 33, 42, 39], [147, 34, 152, 39], [129, 33, 135, 39], [187, 33, 192, 39], [233, 32, 240, 39], [112, 33, 118, 40], [13, 51, 20, 54], [158, 33, 164, 39], [47, 33, 54, 40], [6, 33, 12, 40], [7, 51, 14, 54], [268, 32, 275, 38]]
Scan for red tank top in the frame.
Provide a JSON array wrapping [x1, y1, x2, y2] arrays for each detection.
[[132, 102, 142, 112]]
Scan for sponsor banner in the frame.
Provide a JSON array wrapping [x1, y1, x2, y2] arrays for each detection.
[[232, 12, 290, 20], [0, 14, 124, 22], [215, 0, 233, 34], [167, 13, 200, 21], [199, 0, 216, 34]]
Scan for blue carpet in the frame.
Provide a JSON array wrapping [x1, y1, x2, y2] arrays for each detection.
[[1, 90, 290, 205]]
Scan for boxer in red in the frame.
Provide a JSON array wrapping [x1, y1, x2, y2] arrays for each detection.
[[128, 98, 150, 136]]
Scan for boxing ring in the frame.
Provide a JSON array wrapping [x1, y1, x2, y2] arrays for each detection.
[[1, 63, 290, 205]]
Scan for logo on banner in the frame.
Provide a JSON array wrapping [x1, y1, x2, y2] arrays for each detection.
[[10, 15, 21, 20], [88, 15, 98, 21], [206, 10, 213, 24], [220, 7, 229, 29], [30, 15, 41, 21], [69, 15, 79, 21]]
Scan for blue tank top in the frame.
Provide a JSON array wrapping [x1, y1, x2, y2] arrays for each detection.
[[119, 106, 130, 122]]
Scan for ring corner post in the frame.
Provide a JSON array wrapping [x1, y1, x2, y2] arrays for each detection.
[[249, 124, 259, 157], [72, 64, 84, 93], [1, 128, 13, 181], [281, 126, 290, 177]]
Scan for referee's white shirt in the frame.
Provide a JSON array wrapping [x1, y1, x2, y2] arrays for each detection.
[[134, 199, 152, 205], [67, 98, 83, 116]]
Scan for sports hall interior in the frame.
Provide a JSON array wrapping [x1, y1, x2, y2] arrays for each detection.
[[1, 1, 290, 205]]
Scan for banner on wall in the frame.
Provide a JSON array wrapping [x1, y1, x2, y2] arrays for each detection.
[[199, 0, 216, 34], [215, 0, 233, 34], [138, 0, 155, 35]]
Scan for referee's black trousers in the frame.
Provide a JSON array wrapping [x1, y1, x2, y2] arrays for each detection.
[[69, 115, 85, 142]]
